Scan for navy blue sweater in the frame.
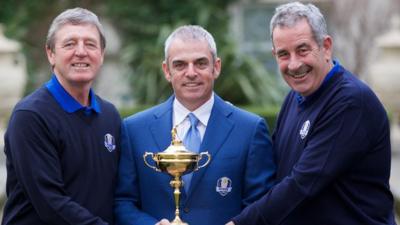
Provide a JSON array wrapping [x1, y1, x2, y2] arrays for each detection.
[[233, 65, 395, 224], [2, 85, 121, 225]]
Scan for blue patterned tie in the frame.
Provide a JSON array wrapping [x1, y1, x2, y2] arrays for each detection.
[[182, 113, 201, 193]]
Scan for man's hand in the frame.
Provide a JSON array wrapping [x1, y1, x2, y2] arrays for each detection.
[[226, 222, 235, 225], [155, 219, 171, 225]]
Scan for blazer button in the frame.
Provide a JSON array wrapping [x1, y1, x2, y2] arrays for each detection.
[[183, 207, 190, 213]]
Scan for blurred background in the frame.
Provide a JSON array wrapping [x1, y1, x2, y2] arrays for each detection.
[[0, 0, 399, 221]]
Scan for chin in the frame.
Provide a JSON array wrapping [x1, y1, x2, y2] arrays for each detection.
[[72, 73, 97, 81]]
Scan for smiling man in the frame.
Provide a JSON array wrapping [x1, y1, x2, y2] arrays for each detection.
[[114, 25, 276, 225], [227, 2, 396, 225], [2, 8, 121, 225]]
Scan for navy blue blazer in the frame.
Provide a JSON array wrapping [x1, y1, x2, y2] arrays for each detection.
[[114, 94, 276, 225]]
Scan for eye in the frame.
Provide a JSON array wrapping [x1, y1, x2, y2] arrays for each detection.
[[85, 41, 99, 50], [277, 51, 289, 60], [63, 41, 75, 49], [173, 61, 186, 71], [195, 59, 209, 69], [297, 47, 310, 56]]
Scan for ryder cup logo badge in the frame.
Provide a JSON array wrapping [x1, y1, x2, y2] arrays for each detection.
[[299, 120, 310, 139], [216, 177, 232, 196], [104, 133, 116, 152]]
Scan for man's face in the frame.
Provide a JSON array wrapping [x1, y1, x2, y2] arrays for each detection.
[[46, 23, 104, 90], [162, 38, 221, 111], [272, 19, 332, 96]]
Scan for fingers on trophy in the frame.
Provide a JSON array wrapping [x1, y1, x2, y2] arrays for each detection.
[[143, 127, 211, 225]]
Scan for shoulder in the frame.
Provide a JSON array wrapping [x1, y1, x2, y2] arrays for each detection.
[[95, 95, 120, 116], [123, 100, 171, 125], [214, 96, 264, 125], [320, 67, 388, 130], [334, 68, 382, 109], [13, 86, 57, 115], [7, 87, 62, 135], [94, 96, 122, 129]]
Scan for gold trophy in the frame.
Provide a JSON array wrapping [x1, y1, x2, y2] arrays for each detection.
[[143, 127, 211, 225]]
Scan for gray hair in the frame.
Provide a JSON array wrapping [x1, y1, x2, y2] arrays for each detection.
[[46, 7, 106, 52], [164, 25, 217, 62], [270, 2, 328, 47]]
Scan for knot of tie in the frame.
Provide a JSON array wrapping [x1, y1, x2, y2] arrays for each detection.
[[188, 113, 199, 129]]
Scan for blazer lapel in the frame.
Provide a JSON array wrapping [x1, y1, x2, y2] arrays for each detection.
[[148, 96, 189, 200], [149, 96, 174, 152], [185, 95, 234, 200]]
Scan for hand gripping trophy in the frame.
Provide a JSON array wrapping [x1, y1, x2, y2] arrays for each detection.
[[143, 127, 211, 225]]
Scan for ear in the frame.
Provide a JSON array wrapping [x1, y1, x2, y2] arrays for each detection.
[[100, 49, 105, 65], [162, 61, 172, 82], [213, 57, 222, 79], [271, 47, 276, 57], [46, 45, 55, 66], [322, 35, 333, 62]]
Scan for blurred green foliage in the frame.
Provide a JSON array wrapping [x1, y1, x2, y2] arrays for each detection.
[[105, 0, 286, 106], [0, 0, 286, 106]]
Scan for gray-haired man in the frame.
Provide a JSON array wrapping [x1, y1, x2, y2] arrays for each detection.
[[2, 8, 120, 225]]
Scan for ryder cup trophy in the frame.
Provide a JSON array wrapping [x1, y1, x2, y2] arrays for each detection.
[[143, 127, 211, 225]]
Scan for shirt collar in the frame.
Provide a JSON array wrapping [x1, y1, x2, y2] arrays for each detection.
[[45, 75, 101, 114], [296, 60, 340, 104], [173, 93, 214, 127]]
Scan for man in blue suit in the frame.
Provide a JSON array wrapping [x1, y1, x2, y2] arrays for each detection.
[[114, 25, 276, 225]]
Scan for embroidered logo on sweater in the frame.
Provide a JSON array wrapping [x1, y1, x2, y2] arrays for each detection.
[[104, 133, 116, 152], [216, 177, 232, 196], [299, 120, 310, 139]]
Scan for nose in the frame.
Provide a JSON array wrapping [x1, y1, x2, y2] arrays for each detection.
[[288, 55, 302, 71], [185, 63, 197, 78], [75, 42, 88, 57]]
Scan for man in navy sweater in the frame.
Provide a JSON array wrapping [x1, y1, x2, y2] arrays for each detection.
[[2, 8, 120, 225], [227, 2, 396, 225]]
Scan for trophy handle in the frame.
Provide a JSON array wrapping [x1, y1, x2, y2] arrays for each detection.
[[196, 151, 211, 170], [143, 152, 160, 172]]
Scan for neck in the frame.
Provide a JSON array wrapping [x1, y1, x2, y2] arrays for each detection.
[[73, 89, 91, 106], [58, 79, 91, 106], [177, 95, 212, 112]]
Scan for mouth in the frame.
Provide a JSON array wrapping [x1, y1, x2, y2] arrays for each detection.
[[287, 65, 312, 79], [183, 82, 201, 87], [72, 63, 90, 68], [291, 72, 308, 79]]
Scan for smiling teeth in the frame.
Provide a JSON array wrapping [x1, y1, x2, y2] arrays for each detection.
[[73, 63, 89, 67], [293, 73, 306, 78]]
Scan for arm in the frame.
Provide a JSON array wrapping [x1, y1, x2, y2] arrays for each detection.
[[241, 118, 276, 207], [114, 121, 159, 225], [233, 102, 367, 225], [7, 110, 107, 225]]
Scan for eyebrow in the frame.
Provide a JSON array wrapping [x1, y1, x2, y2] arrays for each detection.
[[296, 43, 310, 49], [276, 42, 311, 55], [171, 57, 209, 64], [195, 57, 209, 62], [171, 60, 186, 65], [61, 36, 99, 44], [275, 48, 287, 56]]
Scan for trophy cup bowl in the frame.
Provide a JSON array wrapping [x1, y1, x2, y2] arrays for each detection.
[[143, 128, 211, 225]]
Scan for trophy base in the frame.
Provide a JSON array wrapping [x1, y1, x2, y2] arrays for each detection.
[[171, 216, 189, 225]]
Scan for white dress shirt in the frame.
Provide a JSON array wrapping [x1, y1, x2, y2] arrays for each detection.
[[172, 94, 214, 143]]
